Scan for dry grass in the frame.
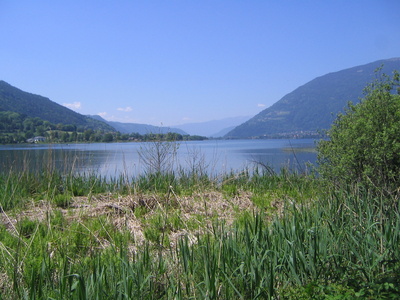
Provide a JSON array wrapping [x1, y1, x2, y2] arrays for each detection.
[[0, 271, 11, 296], [0, 190, 259, 250]]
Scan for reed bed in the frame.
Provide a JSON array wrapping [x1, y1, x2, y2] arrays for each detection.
[[0, 165, 399, 299]]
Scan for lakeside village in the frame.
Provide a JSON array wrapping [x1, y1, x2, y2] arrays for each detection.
[[23, 129, 322, 144]]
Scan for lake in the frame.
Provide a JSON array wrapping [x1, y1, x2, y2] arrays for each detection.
[[0, 139, 318, 178]]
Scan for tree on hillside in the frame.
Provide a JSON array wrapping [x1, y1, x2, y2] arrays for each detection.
[[317, 69, 400, 194]]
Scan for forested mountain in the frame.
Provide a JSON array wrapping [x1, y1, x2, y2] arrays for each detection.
[[225, 58, 400, 139], [0, 80, 206, 144], [88, 115, 187, 135], [0, 109, 204, 144], [0, 80, 114, 132]]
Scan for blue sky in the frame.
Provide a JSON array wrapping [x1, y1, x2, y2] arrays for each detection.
[[0, 1, 399, 126]]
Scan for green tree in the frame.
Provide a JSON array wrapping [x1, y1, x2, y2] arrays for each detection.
[[102, 133, 114, 143], [83, 129, 94, 141], [120, 133, 129, 141], [43, 120, 53, 131], [25, 130, 34, 139], [61, 132, 70, 143], [69, 131, 78, 142], [317, 70, 400, 193], [34, 125, 46, 136], [23, 119, 34, 131]]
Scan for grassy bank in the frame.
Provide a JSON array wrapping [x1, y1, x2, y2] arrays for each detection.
[[0, 167, 399, 299]]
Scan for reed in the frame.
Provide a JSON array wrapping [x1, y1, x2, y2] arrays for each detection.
[[0, 165, 399, 299]]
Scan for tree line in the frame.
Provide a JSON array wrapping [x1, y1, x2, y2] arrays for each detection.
[[0, 111, 207, 144]]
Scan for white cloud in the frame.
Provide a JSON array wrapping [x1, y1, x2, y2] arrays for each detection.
[[63, 101, 81, 110], [117, 106, 133, 112], [98, 112, 107, 118], [257, 103, 266, 107]]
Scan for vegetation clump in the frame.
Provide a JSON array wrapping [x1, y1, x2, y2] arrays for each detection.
[[318, 70, 400, 195]]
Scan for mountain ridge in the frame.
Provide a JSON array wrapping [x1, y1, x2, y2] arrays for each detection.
[[0, 80, 114, 132], [0, 80, 186, 135], [226, 58, 400, 138], [174, 116, 251, 137], [88, 115, 187, 135]]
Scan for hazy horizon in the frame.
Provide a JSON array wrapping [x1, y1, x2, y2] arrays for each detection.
[[1, 1, 399, 126]]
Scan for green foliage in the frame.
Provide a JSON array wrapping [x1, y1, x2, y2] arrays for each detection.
[[222, 183, 239, 198], [53, 193, 73, 208], [318, 70, 400, 194], [1, 164, 400, 298], [0, 80, 115, 132], [0, 110, 113, 144], [18, 218, 39, 238], [0, 111, 208, 144], [0, 81, 207, 144]]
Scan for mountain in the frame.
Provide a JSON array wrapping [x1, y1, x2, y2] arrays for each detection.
[[174, 116, 251, 137], [210, 126, 238, 138], [0, 80, 114, 132], [89, 115, 187, 135], [225, 58, 400, 139]]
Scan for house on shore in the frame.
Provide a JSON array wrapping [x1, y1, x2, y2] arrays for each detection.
[[27, 136, 46, 143]]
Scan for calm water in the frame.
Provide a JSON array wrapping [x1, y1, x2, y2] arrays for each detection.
[[0, 139, 317, 177]]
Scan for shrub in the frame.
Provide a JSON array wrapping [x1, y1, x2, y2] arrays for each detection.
[[138, 136, 179, 174], [317, 69, 400, 194]]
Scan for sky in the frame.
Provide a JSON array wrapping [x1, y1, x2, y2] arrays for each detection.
[[0, 1, 399, 126]]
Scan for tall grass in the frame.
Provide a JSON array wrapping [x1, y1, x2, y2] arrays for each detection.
[[173, 187, 400, 299], [0, 164, 399, 298]]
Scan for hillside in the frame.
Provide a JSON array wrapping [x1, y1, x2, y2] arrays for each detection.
[[0, 81, 114, 132], [225, 58, 400, 138], [174, 116, 251, 137], [88, 115, 187, 135]]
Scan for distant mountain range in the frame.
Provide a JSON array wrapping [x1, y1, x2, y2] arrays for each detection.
[[174, 116, 252, 137], [88, 115, 187, 135], [0, 80, 114, 132], [2, 58, 399, 139], [0, 80, 185, 135], [226, 58, 400, 139]]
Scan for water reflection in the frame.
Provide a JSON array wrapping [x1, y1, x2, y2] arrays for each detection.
[[0, 139, 318, 178]]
